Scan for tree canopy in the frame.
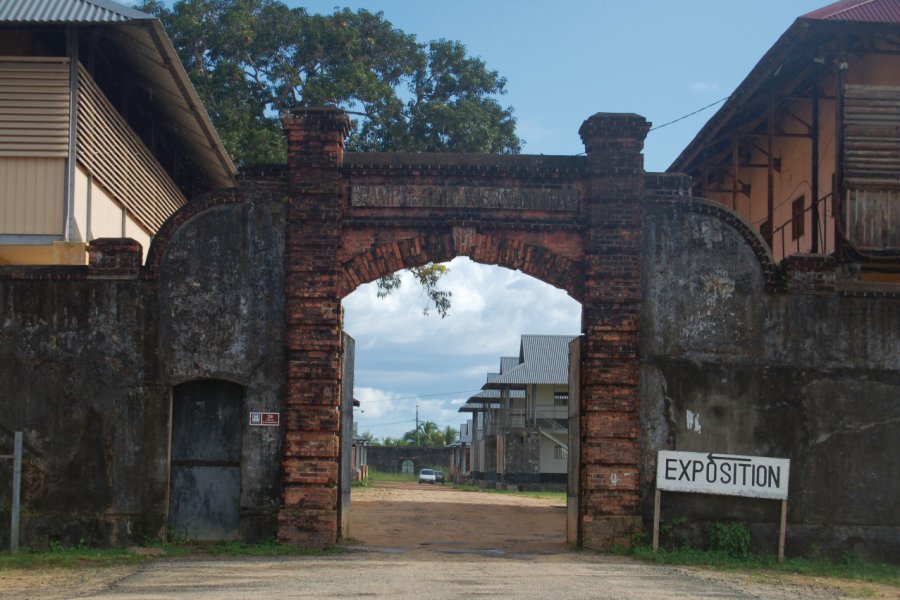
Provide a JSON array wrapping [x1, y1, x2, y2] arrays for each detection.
[[140, 0, 521, 165]]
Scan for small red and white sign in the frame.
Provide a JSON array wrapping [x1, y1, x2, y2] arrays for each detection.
[[249, 411, 280, 427]]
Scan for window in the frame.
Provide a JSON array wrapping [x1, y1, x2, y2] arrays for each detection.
[[760, 219, 772, 241], [791, 196, 805, 240], [554, 445, 568, 460], [554, 392, 569, 407]]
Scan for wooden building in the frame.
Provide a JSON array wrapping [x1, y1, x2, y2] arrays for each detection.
[[670, 0, 900, 280], [0, 0, 235, 265]]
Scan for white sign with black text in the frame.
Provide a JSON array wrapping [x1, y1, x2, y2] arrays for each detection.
[[656, 450, 790, 500]]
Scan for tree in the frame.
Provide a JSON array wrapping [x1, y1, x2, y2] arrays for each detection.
[[400, 421, 455, 447], [141, 0, 521, 316], [359, 431, 378, 445], [141, 0, 520, 163], [441, 425, 458, 446]]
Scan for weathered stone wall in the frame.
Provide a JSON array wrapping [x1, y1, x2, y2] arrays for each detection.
[[640, 183, 900, 560], [156, 184, 288, 541], [0, 275, 164, 548], [0, 180, 289, 547], [365, 446, 454, 474]]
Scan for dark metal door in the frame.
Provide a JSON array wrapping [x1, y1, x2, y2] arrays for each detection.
[[168, 380, 243, 540]]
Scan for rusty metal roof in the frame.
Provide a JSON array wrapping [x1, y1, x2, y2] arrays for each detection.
[[0, 0, 150, 23], [802, 0, 900, 23]]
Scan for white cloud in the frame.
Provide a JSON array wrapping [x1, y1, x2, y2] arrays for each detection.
[[691, 81, 721, 93]]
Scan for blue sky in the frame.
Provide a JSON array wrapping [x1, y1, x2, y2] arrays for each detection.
[[304, 0, 831, 441]]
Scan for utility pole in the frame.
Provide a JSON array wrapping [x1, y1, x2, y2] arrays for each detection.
[[416, 404, 420, 446]]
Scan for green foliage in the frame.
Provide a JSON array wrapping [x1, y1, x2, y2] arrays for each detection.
[[397, 420, 457, 446], [659, 516, 688, 537], [140, 0, 521, 165], [708, 522, 751, 559], [376, 263, 452, 318]]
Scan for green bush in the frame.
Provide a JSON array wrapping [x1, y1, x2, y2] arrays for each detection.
[[708, 522, 751, 559]]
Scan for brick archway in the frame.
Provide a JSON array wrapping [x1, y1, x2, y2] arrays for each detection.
[[280, 107, 649, 548], [338, 233, 585, 301]]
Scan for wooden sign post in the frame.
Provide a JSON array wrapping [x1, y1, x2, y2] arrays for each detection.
[[653, 450, 791, 563]]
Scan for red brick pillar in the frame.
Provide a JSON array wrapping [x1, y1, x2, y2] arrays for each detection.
[[279, 107, 350, 547], [578, 113, 650, 548]]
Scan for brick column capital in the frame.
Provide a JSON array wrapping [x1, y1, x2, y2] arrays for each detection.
[[282, 108, 351, 181], [281, 107, 351, 139], [578, 113, 650, 155]]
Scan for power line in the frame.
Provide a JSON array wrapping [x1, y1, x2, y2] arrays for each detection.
[[648, 96, 731, 132], [359, 418, 416, 428]]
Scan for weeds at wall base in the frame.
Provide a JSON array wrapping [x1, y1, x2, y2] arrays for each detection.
[[0, 539, 342, 569], [612, 545, 900, 587]]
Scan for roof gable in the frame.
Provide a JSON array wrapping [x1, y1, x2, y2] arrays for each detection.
[[485, 334, 577, 387], [802, 0, 900, 23]]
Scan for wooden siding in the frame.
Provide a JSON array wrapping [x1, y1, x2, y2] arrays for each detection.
[[0, 157, 64, 234], [846, 188, 900, 251], [76, 64, 184, 233], [0, 58, 70, 158], [844, 84, 900, 187], [843, 85, 900, 252]]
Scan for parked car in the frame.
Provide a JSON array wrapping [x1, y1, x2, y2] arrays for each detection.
[[418, 468, 436, 484], [434, 470, 445, 483]]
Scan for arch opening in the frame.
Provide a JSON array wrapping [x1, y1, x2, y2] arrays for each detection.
[[340, 258, 582, 553]]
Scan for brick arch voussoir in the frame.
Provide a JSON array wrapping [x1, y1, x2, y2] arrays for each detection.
[[144, 189, 248, 277], [339, 232, 584, 302]]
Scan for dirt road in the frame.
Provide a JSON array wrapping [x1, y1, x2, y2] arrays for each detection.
[[346, 480, 567, 555], [1, 481, 894, 599]]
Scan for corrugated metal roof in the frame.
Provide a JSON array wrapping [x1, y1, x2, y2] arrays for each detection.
[[0, 0, 151, 23], [485, 334, 577, 387], [466, 389, 526, 403], [500, 357, 519, 374], [0, 0, 236, 193], [802, 0, 900, 23]]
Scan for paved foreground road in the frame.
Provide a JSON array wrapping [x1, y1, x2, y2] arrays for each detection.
[[2, 483, 891, 599], [66, 551, 879, 600]]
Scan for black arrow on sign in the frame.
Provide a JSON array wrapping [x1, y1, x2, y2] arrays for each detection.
[[707, 453, 752, 463]]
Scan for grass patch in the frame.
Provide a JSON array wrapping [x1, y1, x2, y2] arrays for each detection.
[[199, 539, 341, 556], [0, 538, 341, 570], [619, 545, 900, 587], [451, 483, 566, 501], [0, 547, 144, 569], [367, 469, 417, 483]]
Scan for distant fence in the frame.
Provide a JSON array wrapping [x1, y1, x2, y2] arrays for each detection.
[[367, 446, 454, 474]]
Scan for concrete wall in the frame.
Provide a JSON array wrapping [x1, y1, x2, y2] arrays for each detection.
[[366, 446, 454, 474], [640, 191, 900, 560]]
